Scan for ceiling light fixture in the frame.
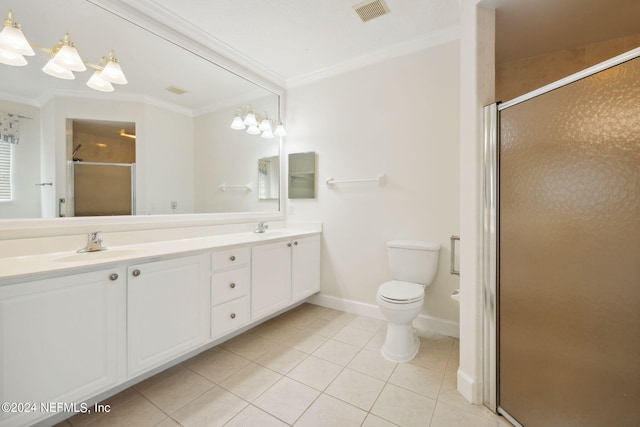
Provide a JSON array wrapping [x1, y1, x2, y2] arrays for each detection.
[[230, 105, 286, 139], [0, 10, 128, 92]]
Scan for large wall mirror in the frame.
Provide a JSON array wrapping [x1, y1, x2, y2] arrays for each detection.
[[0, 0, 282, 221]]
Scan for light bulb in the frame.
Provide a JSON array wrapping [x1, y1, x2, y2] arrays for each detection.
[[274, 122, 287, 137], [86, 70, 114, 92], [100, 51, 127, 84], [261, 129, 274, 139], [247, 124, 260, 135], [0, 12, 34, 56], [243, 112, 257, 127], [0, 47, 26, 66], [52, 43, 86, 72], [231, 115, 245, 130], [42, 57, 74, 80]]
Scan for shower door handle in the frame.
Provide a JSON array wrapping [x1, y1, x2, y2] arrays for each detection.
[[450, 235, 460, 276]]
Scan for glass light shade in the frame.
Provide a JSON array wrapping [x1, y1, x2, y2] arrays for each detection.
[[247, 124, 260, 135], [274, 122, 287, 137], [230, 115, 245, 130], [0, 24, 34, 56], [259, 118, 272, 132], [86, 70, 114, 92], [0, 48, 26, 66], [42, 58, 74, 80], [52, 44, 86, 72], [243, 112, 257, 127], [261, 129, 274, 139], [100, 60, 127, 84]]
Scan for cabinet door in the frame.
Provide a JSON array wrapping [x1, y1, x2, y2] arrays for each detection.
[[0, 268, 124, 427], [292, 235, 321, 301], [127, 253, 210, 376], [251, 241, 292, 321]]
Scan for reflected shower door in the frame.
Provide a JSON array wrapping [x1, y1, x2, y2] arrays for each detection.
[[72, 162, 135, 216], [498, 57, 640, 426]]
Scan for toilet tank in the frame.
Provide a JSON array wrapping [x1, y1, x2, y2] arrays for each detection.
[[387, 240, 440, 285]]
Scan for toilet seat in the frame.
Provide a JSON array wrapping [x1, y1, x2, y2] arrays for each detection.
[[377, 280, 424, 304]]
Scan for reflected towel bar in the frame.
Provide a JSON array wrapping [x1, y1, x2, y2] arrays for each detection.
[[219, 183, 253, 192], [326, 174, 386, 188]]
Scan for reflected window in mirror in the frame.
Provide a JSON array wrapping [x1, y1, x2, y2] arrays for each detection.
[[289, 152, 316, 199]]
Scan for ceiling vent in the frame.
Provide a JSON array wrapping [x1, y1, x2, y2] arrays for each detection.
[[353, 0, 390, 23], [165, 85, 188, 95]]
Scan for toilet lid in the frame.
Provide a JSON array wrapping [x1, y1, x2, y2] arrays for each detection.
[[378, 281, 424, 303]]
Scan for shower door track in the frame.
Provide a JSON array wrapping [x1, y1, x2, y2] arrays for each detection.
[[481, 46, 640, 422]]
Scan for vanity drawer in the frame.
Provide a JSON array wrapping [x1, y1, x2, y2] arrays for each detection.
[[211, 296, 250, 339], [212, 246, 250, 270], [212, 267, 249, 305]]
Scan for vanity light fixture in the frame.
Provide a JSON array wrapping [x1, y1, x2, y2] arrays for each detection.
[[230, 105, 286, 139], [0, 10, 128, 92]]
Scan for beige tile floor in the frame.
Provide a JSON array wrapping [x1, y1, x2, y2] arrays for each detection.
[[55, 303, 513, 427]]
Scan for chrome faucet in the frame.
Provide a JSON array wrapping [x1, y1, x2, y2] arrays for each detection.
[[77, 231, 107, 253], [254, 222, 269, 233]]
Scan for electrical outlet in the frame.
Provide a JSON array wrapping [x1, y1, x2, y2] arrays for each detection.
[[171, 201, 177, 210]]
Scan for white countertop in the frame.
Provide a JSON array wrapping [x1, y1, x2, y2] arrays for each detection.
[[0, 228, 320, 282]]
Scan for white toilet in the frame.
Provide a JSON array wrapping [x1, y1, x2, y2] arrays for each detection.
[[377, 240, 440, 362]]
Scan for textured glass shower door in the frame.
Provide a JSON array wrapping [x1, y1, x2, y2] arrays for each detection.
[[498, 56, 640, 426]]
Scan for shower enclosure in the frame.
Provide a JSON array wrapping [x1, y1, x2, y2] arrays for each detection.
[[69, 161, 135, 216], [484, 49, 640, 426]]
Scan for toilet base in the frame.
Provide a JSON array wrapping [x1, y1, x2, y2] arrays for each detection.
[[380, 322, 420, 362]]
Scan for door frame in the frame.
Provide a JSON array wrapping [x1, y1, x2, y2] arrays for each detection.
[[481, 46, 640, 422]]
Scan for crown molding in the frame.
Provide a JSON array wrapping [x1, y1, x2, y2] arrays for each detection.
[[286, 25, 461, 89], [88, 0, 286, 93]]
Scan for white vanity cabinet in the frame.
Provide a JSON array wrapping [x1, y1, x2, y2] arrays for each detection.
[[0, 268, 125, 427], [210, 246, 251, 339], [251, 240, 292, 320], [127, 253, 210, 376], [251, 235, 321, 321], [292, 235, 321, 301]]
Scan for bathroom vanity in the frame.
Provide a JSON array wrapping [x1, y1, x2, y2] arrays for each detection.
[[0, 226, 320, 427]]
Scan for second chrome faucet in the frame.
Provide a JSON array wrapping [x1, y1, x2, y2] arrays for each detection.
[[254, 222, 269, 233], [77, 231, 107, 253]]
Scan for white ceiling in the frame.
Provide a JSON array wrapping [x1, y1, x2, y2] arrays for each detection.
[[141, 0, 461, 83]]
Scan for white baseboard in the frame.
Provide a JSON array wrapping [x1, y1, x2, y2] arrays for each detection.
[[306, 293, 460, 338], [457, 368, 483, 404]]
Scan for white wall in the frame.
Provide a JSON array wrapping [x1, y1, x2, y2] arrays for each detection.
[[143, 104, 195, 215], [285, 41, 461, 332], [0, 100, 41, 219], [193, 96, 280, 214], [40, 97, 195, 217]]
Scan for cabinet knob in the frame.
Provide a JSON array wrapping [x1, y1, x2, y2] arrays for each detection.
[[287, 242, 292, 247], [294, 241, 298, 246], [230, 313, 236, 319], [229, 282, 236, 289], [230, 255, 236, 261], [132, 269, 141, 277], [109, 273, 119, 281]]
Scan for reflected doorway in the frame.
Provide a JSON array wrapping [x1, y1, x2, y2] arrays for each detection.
[[67, 119, 136, 216]]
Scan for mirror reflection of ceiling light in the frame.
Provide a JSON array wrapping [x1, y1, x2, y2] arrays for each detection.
[[0, 10, 128, 91], [230, 105, 286, 139], [119, 129, 136, 139]]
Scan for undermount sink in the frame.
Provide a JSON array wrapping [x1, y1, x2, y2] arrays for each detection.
[[56, 249, 141, 263]]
